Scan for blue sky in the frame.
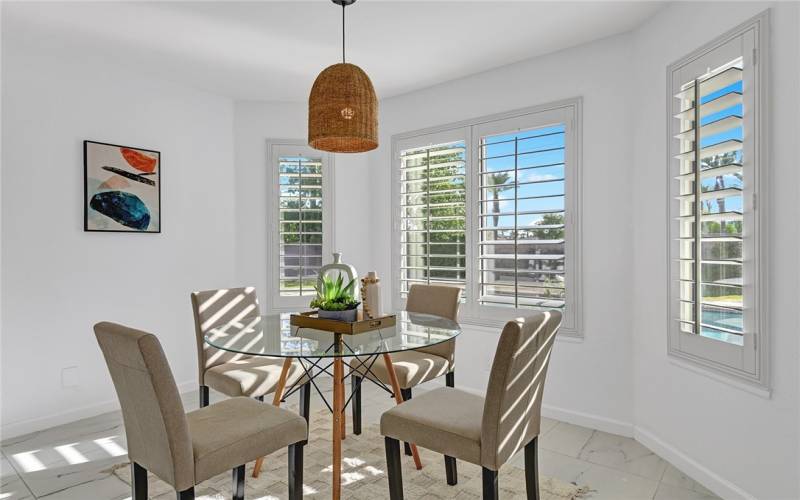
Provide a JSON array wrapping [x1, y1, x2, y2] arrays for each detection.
[[699, 81, 743, 147], [481, 125, 566, 227], [698, 80, 744, 214]]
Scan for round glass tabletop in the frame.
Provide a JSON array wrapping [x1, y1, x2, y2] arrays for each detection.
[[204, 311, 461, 358]]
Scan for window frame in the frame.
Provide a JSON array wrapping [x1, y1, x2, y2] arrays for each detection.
[[394, 127, 469, 300], [665, 11, 770, 390], [267, 140, 335, 312], [391, 98, 583, 337]]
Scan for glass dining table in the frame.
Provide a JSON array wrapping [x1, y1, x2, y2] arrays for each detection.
[[204, 310, 461, 500]]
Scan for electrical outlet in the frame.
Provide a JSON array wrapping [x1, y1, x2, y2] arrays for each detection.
[[61, 366, 79, 388]]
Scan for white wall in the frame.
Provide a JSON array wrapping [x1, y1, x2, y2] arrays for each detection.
[[2, 4, 798, 498], [630, 3, 799, 499], [368, 34, 637, 433], [366, 4, 800, 498], [233, 101, 373, 304], [0, 34, 236, 436]]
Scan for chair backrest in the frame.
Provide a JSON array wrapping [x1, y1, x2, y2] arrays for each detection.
[[94, 322, 194, 491], [480, 310, 562, 470], [190, 287, 260, 384], [406, 284, 461, 364]]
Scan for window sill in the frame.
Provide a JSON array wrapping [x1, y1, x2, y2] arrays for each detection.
[[668, 354, 771, 399], [457, 316, 583, 342]]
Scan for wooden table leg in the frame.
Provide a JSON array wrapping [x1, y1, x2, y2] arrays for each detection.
[[252, 357, 293, 478], [332, 357, 344, 500], [272, 357, 293, 406], [340, 367, 346, 440], [382, 353, 423, 470]]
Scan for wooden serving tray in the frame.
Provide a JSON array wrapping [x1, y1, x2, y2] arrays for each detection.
[[290, 310, 396, 335]]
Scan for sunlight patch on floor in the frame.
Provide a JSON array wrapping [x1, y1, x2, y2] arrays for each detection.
[[54, 443, 89, 465], [11, 450, 46, 473], [94, 436, 127, 457], [9, 434, 128, 474]]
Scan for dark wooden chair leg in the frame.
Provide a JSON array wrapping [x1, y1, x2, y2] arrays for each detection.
[[445, 455, 458, 485], [232, 464, 245, 500], [446, 371, 455, 388], [351, 375, 362, 435], [525, 436, 540, 500], [385, 437, 404, 500], [299, 383, 311, 445], [177, 487, 195, 500], [199, 385, 209, 408], [300, 383, 311, 422], [288, 442, 304, 500], [400, 388, 413, 456], [132, 462, 147, 500], [482, 467, 499, 500]]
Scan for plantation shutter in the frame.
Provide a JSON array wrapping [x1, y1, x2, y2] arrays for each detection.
[[269, 142, 333, 312], [476, 124, 567, 310], [668, 17, 765, 383], [674, 62, 745, 345], [398, 139, 467, 298], [278, 155, 325, 297]]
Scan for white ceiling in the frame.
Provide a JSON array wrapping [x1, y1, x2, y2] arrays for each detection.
[[3, 1, 665, 102]]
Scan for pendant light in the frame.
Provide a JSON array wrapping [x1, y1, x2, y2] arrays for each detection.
[[308, 0, 378, 153]]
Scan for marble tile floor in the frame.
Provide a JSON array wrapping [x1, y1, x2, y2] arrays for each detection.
[[1, 380, 719, 500]]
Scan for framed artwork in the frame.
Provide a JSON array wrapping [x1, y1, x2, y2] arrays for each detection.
[[84, 140, 161, 233]]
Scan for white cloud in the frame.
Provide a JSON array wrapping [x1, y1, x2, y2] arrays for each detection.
[[524, 172, 558, 183]]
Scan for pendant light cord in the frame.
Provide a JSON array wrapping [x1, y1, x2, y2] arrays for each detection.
[[342, 3, 346, 63]]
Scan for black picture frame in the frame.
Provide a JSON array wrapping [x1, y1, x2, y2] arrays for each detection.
[[84, 140, 161, 233]]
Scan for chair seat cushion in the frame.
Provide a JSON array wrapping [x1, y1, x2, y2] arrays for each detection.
[[187, 397, 307, 483], [204, 357, 306, 398], [380, 387, 484, 465], [349, 351, 450, 389]]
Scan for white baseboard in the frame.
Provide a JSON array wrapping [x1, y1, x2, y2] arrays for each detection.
[[0, 380, 196, 440], [634, 426, 756, 500], [442, 380, 635, 437], [541, 404, 634, 437]]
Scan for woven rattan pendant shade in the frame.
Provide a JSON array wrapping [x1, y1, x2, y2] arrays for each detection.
[[308, 62, 378, 153]]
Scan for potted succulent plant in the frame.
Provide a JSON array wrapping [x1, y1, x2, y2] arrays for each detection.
[[310, 274, 360, 322]]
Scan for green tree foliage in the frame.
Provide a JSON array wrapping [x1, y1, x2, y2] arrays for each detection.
[[280, 162, 323, 245], [485, 172, 512, 238], [403, 147, 569, 304], [697, 151, 743, 296], [419, 149, 466, 281], [280, 160, 323, 291]]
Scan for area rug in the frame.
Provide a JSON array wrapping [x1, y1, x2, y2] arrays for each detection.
[[112, 408, 591, 499]]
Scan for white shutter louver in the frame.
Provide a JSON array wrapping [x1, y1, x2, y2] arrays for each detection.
[[478, 125, 567, 309], [279, 155, 324, 297], [673, 58, 745, 346], [391, 101, 581, 335], [399, 141, 467, 297]]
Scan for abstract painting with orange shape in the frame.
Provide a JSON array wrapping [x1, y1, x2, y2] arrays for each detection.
[[84, 141, 161, 232]]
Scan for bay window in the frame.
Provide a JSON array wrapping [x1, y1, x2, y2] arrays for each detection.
[[392, 99, 582, 336]]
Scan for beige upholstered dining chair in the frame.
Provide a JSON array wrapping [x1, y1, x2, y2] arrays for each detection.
[[349, 284, 460, 448], [380, 310, 562, 500], [190, 287, 309, 416], [94, 322, 307, 500]]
